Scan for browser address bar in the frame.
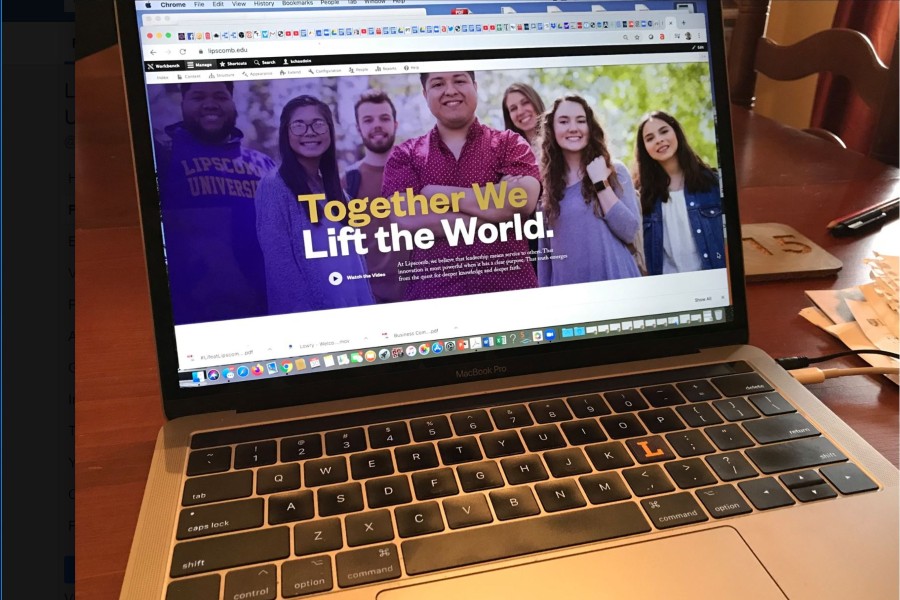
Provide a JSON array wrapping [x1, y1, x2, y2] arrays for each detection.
[[143, 8, 427, 26]]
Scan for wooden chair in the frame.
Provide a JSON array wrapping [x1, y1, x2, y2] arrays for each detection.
[[727, 0, 897, 151]]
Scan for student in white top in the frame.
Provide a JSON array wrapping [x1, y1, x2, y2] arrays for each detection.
[[632, 110, 725, 276]]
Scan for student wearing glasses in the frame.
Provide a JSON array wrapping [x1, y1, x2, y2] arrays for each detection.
[[255, 95, 374, 314]]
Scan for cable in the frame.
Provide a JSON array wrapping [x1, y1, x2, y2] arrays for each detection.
[[789, 366, 900, 384], [776, 349, 900, 370]]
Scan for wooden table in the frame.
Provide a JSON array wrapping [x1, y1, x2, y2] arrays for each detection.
[[75, 46, 899, 599]]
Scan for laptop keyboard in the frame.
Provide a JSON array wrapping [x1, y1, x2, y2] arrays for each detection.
[[165, 361, 879, 599]]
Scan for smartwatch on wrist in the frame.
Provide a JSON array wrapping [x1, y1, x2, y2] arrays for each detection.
[[593, 179, 607, 192]]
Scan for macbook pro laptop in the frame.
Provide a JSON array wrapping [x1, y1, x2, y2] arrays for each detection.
[[113, 1, 898, 598]]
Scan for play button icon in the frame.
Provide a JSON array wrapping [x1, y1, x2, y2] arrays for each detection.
[[329, 272, 343, 286]]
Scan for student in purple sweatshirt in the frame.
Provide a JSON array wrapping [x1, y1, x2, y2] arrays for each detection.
[[156, 81, 276, 325]]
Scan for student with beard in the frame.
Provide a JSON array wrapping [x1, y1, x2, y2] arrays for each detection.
[[341, 90, 410, 303], [537, 95, 641, 287], [255, 95, 374, 314], [155, 81, 276, 324]]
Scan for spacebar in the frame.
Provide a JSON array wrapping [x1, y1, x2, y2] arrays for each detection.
[[401, 502, 651, 575]]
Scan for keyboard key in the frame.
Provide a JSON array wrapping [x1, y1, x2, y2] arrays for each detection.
[[745, 437, 847, 474], [345, 509, 394, 547], [739, 477, 795, 510], [350, 450, 394, 480], [779, 469, 824, 489], [743, 414, 820, 444], [457, 461, 504, 492], [368, 422, 410, 448], [676, 403, 724, 427], [317, 482, 364, 516], [665, 459, 718, 489], [401, 503, 650, 575], [585, 441, 634, 471], [638, 408, 686, 434], [412, 468, 459, 500], [529, 398, 573, 423], [303, 457, 348, 487], [623, 465, 675, 497], [451, 409, 494, 435], [521, 424, 566, 451], [437, 436, 482, 465], [560, 419, 607, 445], [280, 434, 323, 462], [176, 498, 263, 540], [501, 455, 549, 484], [234, 441, 277, 469], [604, 389, 647, 412], [443, 493, 494, 529], [566, 394, 611, 418], [395, 502, 444, 537], [281, 557, 333, 597], [325, 428, 367, 455], [394, 443, 439, 472], [676, 380, 722, 402], [365, 474, 413, 508], [335, 544, 401, 587], [748, 392, 795, 416], [490, 486, 541, 520], [712, 398, 760, 422], [706, 451, 757, 481], [256, 464, 301, 495], [705, 424, 754, 450], [640, 492, 709, 529], [480, 430, 525, 458], [626, 435, 676, 464], [665, 430, 716, 458], [268, 491, 314, 525], [182, 471, 252, 506], [640, 384, 686, 408], [579, 472, 631, 504], [544, 448, 592, 478], [294, 518, 342, 556], [490, 404, 533, 430], [410, 415, 452, 442], [600, 414, 647, 439], [820, 463, 879, 494], [695, 484, 752, 518], [224, 564, 276, 600], [535, 479, 587, 512], [186, 447, 232, 476], [170, 527, 290, 577], [711, 373, 773, 397], [166, 575, 220, 600], [788, 481, 837, 502]]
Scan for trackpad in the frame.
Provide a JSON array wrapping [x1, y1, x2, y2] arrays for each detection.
[[379, 527, 785, 600]]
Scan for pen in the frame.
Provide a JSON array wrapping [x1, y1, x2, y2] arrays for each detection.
[[827, 197, 899, 236]]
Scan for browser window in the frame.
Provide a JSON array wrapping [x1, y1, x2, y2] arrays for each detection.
[[130, 1, 729, 389]]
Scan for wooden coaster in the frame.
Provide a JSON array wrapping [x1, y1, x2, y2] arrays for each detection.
[[741, 222, 842, 282]]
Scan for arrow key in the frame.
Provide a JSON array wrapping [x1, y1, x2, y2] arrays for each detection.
[[738, 477, 795, 510], [779, 469, 824, 490], [820, 463, 879, 495], [791, 482, 837, 502]]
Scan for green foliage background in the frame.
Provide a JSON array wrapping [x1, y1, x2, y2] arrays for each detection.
[[150, 61, 717, 175]]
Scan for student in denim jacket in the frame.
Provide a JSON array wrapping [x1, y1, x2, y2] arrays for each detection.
[[632, 111, 725, 276]]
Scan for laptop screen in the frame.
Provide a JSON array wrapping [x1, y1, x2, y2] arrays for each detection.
[[126, 0, 738, 399]]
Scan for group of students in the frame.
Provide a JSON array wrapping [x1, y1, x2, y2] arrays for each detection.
[[500, 82, 725, 286], [155, 73, 725, 325]]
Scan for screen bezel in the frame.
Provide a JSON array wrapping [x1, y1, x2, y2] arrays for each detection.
[[114, 0, 748, 420]]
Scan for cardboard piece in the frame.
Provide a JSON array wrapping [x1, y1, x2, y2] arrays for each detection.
[[741, 222, 842, 282]]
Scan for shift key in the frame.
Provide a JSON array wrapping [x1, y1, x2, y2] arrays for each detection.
[[746, 437, 847, 474], [171, 527, 290, 578]]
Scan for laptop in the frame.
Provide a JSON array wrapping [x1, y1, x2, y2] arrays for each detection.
[[113, 1, 898, 598]]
